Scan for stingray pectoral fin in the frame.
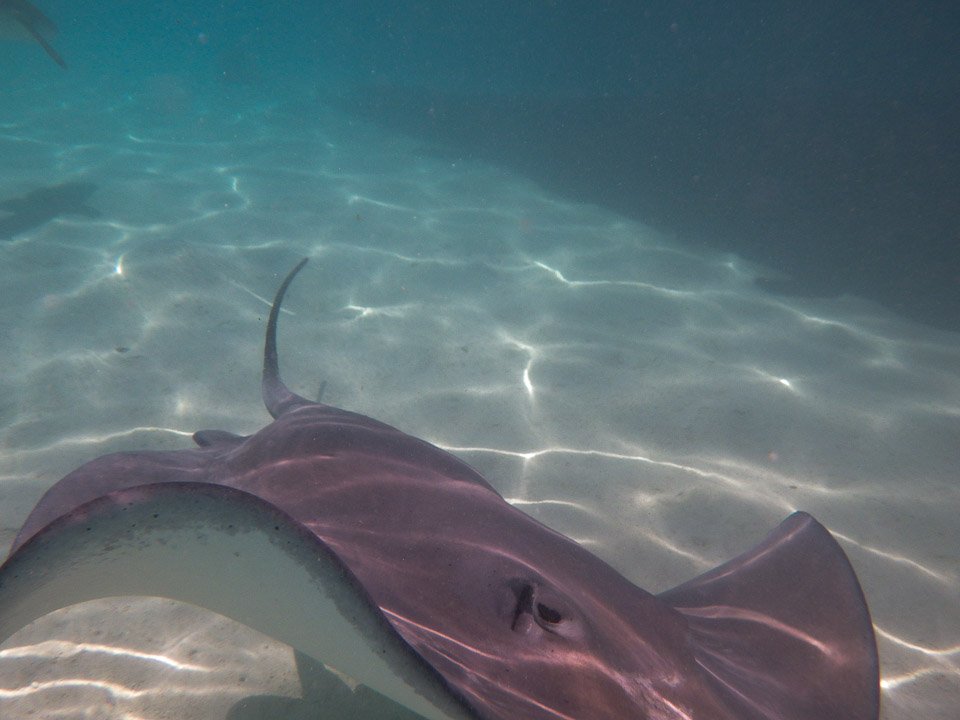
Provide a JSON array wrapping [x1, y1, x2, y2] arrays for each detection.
[[659, 511, 880, 720], [0, 482, 475, 720]]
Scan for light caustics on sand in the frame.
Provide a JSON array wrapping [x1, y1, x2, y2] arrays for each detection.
[[0, 639, 211, 672], [874, 627, 960, 694], [0, 130, 955, 716]]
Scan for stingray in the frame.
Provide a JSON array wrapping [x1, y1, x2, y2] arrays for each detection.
[[0, 259, 879, 719], [0, 0, 66, 68], [0, 181, 100, 241]]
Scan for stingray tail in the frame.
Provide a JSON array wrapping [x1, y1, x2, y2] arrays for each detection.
[[262, 258, 313, 418]]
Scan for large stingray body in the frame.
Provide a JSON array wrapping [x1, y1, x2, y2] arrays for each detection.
[[0, 259, 879, 719]]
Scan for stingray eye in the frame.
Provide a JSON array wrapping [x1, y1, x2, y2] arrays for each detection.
[[507, 580, 576, 636], [536, 602, 562, 624]]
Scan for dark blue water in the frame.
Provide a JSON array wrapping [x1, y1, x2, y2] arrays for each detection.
[[9, 2, 959, 326]]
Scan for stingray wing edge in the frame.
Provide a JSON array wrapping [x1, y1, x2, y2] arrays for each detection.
[[658, 511, 880, 720]]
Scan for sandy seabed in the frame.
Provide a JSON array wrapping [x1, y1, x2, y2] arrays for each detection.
[[0, 79, 957, 718]]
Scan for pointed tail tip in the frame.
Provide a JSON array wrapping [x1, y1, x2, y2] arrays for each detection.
[[262, 258, 310, 418]]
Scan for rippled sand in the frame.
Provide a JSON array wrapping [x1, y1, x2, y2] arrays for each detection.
[[0, 83, 956, 719]]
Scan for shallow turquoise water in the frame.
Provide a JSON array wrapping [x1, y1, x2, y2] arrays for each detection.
[[1, 3, 957, 718]]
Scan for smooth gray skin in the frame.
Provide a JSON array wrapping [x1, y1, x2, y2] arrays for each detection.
[[0, 259, 880, 719], [0, 0, 66, 68]]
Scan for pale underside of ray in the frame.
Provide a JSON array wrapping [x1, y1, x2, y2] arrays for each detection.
[[0, 483, 473, 720]]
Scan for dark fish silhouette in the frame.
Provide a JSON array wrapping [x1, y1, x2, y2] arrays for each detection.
[[0, 181, 99, 240], [0, 0, 66, 68], [0, 259, 880, 719]]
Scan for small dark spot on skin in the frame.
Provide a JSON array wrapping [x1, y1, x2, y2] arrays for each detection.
[[274, 526, 280, 531], [115, 346, 129, 353], [460, 345, 469, 353], [789, 485, 798, 490], [152, 514, 159, 519]]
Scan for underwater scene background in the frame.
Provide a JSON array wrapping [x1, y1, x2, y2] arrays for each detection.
[[0, 2, 957, 718]]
